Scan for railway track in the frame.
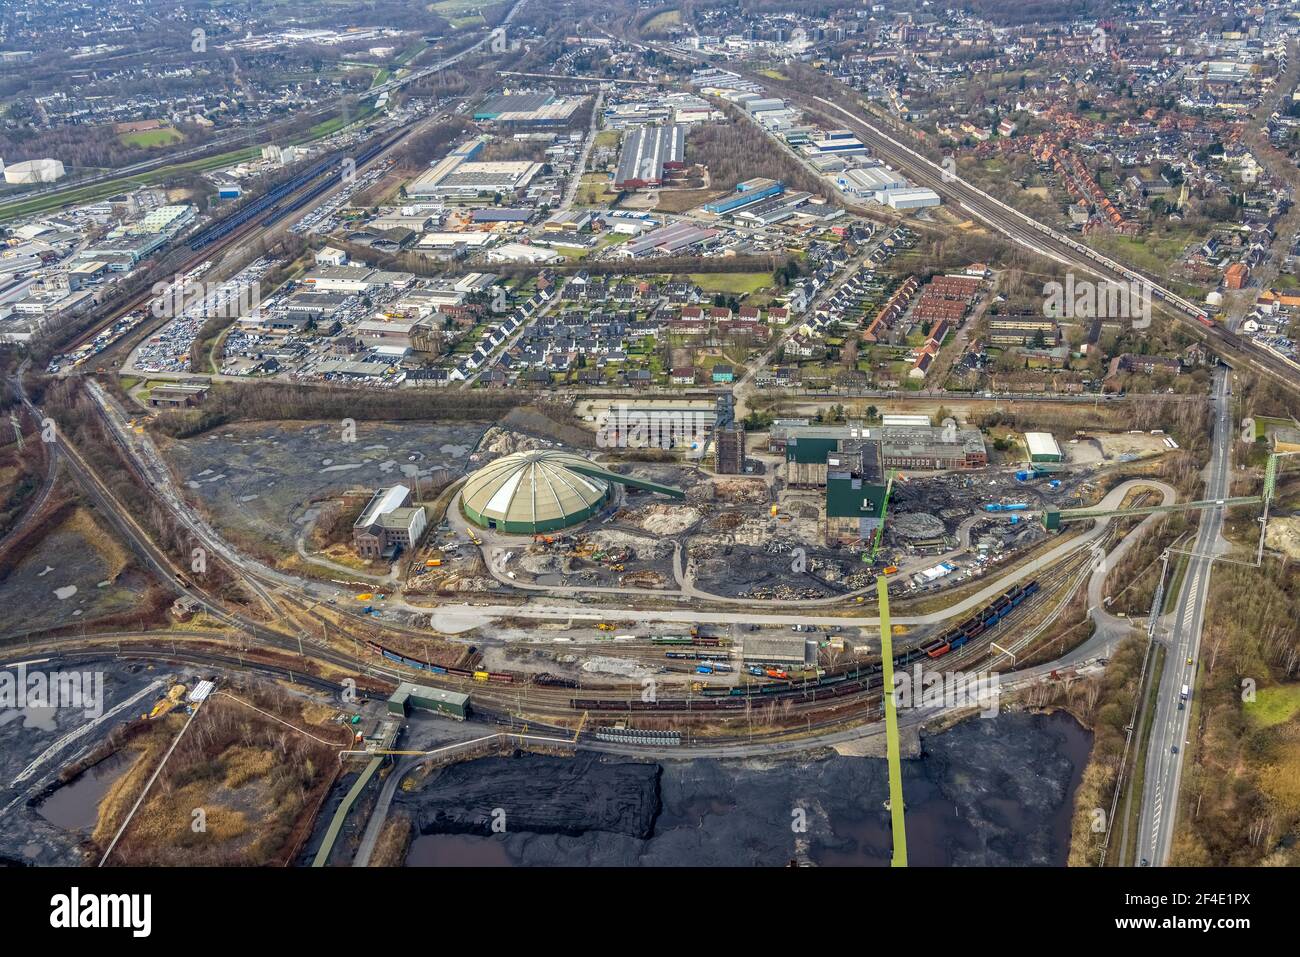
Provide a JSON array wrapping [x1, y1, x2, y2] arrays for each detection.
[[608, 30, 1300, 397]]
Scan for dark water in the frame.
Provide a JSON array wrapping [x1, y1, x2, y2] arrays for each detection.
[[407, 833, 514, 866], [36, 752, 134, 832], [404, 711, 1091, 867]]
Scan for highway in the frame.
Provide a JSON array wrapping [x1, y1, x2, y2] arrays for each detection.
[[1136, 368, 1234, 865]]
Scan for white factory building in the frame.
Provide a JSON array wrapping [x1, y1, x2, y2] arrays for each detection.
[[836, 165, 909, 200], [883, 187, 942, 210], [407, 138, 542, 201]]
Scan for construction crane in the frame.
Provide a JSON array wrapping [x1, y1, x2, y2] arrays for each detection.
[[867, 469, 902, 564]]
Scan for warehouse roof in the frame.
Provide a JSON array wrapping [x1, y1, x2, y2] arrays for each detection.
[[389, 683, 469, 706], [1024, 432, 1062, 458], [615, 124, 686, 187]]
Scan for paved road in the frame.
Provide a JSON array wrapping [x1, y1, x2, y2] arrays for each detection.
[[0, 0, 535, 222], [431, 475, 1173, 631], [554, 88, 605, 215], [781, 89, 1300, 397], [1136, 369, 1233, 866]]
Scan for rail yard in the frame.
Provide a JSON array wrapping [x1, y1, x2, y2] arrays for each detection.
[[1, 0, 1297, 905]]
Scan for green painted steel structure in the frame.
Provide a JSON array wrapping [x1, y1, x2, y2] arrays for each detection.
[[464, 493, 609, 535], [877, 577, 908, 867], [1045, 495, 1263, 530]]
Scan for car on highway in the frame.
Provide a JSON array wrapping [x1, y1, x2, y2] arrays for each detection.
[[1171, 746, 1179, 754]]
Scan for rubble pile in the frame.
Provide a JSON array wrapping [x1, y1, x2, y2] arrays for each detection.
[[712, 478, 769, 505], [620, 503, 701, 536], [891, 512, 948, 541]]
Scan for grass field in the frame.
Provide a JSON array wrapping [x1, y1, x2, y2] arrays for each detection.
[[1246, 684, 1300, 729], [1085, 228, 1199, 275], [688, 272, 772, 296], [644, 9, 682, 31], [430, 0, 488, 16], [119, 126, 184, 149], [575, 172, 618, 206]]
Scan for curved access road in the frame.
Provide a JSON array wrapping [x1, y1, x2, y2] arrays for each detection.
[[430, 477, 1177, 631]]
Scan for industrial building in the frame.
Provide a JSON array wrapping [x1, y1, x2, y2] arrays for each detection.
[[475, 92, 554, 120], [875, 428, 988, 470], [409, 160, 543, 201], [742, 634, 812, 666], [617, 221, 718, 258], [836, 165, 908, 199], [732, 190, 813, 226], [714, 427, 747, 474], [825, 440, 889, 545], [884, 187, 941, 210], [461, 450, 685, 534], [881, 413, 930, 427], [352, 485, 428, 559], [387, 683, 469, 721], [473, 92, 584, 126], [1024, 432, 1063, 463], [804, 130, 868, 158], [147, 382, 210, 409], [783, 425, 857, 487], [704, 178, 783, 215], [407, 136, 540, 200], [3, 158, 66, 184], [775, 422, 988, 484], [614, 124, 687, 190]]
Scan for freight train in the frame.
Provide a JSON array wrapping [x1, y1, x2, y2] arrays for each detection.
[[187, 129, 407, 251], [533, 672, 580, 688], [919, 579, 1040, 660], [571, 580, 1040, 713], [362, 639, 514, 683]]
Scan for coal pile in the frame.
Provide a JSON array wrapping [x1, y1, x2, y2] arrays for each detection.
[[397, 752, 662, 839]]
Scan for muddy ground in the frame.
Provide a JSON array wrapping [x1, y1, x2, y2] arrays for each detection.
[[160, 420, 490, 555], [0, 659, 174, 866]]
